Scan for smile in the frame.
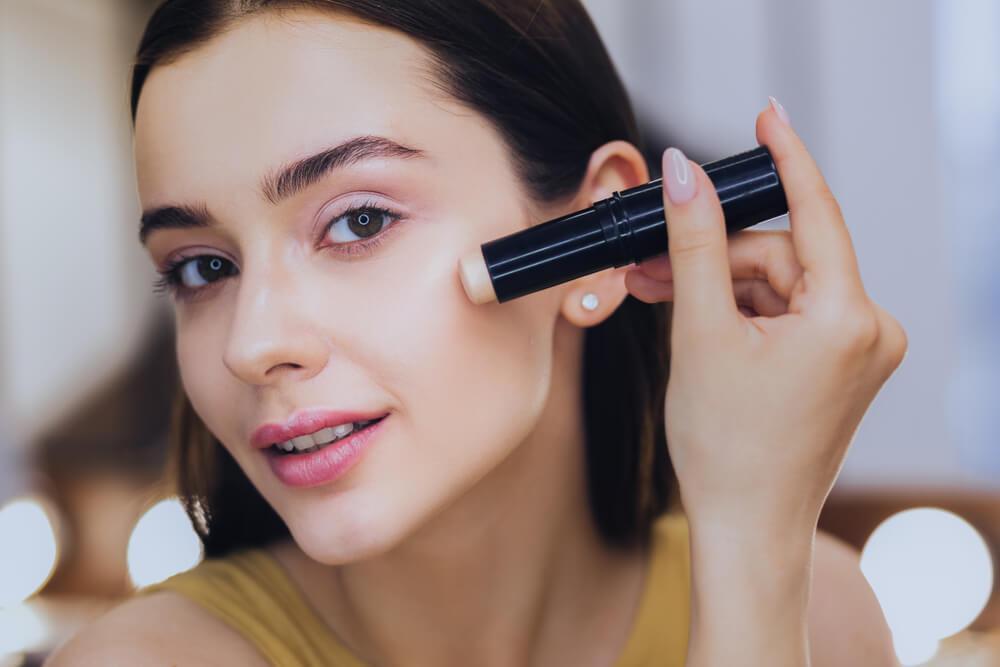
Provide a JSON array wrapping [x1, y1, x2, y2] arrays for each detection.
[[271, 417, 383, 455]]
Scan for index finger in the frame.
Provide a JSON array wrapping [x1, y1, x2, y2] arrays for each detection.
[[756, 99, 864, 296]]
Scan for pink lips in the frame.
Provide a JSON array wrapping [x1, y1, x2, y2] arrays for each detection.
[[250, 408, 390, 450], [265, 415, 388, 488]]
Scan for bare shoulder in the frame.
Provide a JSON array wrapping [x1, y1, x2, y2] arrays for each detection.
[[808, 529, 900, 667], [45, 590, 271, 667]]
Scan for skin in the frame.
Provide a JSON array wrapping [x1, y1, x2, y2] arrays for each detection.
[[47, 9, 904, 667], [629, 113, 907, 665]]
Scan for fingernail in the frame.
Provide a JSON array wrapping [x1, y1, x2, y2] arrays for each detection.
[[663, 147, 696, 204], [768, 95, 791, 126]]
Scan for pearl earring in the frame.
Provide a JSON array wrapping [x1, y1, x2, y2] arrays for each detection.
[[581, 293, 600, 312]]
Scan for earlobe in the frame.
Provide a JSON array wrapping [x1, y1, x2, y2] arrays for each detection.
[[581, 292, 601, 312], [559, 266, 631, 328], [556, 139, 647, 327]]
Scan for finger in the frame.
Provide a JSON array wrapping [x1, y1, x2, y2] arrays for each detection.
[[756, 99, 864, 296], [638, 230, 804, 300], [636, 254, 672, 282], [624, 267, 672, 304], [732, 278, 788, 317], [724, 230, 803, 300], [661, 147, 739, 333], [626, 270, 790, 318]]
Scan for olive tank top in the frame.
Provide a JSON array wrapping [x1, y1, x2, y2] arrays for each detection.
[[134, 512, 690, 666]]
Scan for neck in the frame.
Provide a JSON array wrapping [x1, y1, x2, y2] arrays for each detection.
[[271, 320, 647, 667]]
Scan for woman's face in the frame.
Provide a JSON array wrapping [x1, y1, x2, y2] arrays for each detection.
[[135, 11, 579, 562]]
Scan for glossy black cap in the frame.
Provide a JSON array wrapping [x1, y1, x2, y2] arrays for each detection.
[[477, 145, 788, 303]]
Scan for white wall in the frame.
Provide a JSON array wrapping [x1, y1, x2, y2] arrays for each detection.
[[583, 0, 971, 488], [0, 0, 160, 448]]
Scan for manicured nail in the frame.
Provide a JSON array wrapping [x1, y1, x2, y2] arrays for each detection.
[[663, 147, 696, 205], [768, 95, 791, 126]]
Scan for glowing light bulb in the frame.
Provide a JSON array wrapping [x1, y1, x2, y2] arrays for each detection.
[[891, 633, 938, 666], [0, 602, 49, 655], [860, 507, 993, 665], [127, 497, 203, 588], [0, 496, 59, 607]]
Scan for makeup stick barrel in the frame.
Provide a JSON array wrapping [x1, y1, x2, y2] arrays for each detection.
[[459, 145, 789, 305]]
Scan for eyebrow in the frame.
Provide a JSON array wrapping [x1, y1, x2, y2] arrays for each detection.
[[139, 135, 425, 245]]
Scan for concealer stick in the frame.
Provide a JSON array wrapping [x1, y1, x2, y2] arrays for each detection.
[[458, 145, 788, 305]]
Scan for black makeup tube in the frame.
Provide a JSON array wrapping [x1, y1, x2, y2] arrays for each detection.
[[458, 145, 788, 304]]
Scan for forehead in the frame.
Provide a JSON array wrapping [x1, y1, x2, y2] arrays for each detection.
[[133, 11, 468, 205]]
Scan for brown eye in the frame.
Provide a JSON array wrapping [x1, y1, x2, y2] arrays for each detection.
[[347, 208, 385, 238], [325, 204, 400, 245]]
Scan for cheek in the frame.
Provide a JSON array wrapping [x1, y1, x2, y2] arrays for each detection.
[[358, 216, 556, 484], [324, 209, 557, 441], [174, 303, 243, 448]]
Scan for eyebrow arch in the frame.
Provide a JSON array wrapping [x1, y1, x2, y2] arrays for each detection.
[[139, 135, 425, 245]]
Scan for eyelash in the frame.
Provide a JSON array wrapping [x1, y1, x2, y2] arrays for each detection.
[[152, 201, 403, 301]]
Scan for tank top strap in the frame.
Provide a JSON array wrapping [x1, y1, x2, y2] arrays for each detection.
[[136, 547, 365, 667], [613, 511, 691, 667]]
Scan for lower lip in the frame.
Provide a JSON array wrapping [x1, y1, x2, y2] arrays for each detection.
[[265, 416, 388, 488]]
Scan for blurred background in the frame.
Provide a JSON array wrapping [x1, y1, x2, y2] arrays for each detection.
[[0, 0, 997, 665]]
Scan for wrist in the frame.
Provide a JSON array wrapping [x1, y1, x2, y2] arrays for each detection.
[[680, 485, 823, 547], [685, 512, 815, 667], [687, 505, 817, 627], [688, 516, 815, 594], [686, 506, 818, 553]]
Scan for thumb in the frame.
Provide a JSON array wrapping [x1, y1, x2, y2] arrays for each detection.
[[662, 147, 739, 335]]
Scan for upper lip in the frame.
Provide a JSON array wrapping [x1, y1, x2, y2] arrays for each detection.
[[250, 408, 390, 449]]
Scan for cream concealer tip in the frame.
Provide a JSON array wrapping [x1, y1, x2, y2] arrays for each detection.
[[458, 249, 497, 305]]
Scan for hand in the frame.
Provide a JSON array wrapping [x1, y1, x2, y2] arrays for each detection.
[[624, 104, 908, 536]]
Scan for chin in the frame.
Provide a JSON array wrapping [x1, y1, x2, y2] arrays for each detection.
[[282, 490, 419, 565]]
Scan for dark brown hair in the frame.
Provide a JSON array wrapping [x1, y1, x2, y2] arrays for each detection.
[[132, 0, 675, 558]]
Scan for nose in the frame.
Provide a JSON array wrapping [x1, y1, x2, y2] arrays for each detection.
[[222, 266, 328, 387]]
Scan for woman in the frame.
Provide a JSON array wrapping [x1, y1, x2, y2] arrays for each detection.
[[49, 1, 906, 665]]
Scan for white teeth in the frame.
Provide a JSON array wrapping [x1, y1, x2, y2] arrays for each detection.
[[274, 419, 380, 454], [312, 427, 337, 445], [292, 435, 314, 451]]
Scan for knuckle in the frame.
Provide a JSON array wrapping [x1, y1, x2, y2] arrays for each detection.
[[876, 307, 909, 370], [764, 230, 796, 265], [756, 231, 802, 292], [887, 329, 908, 369], [850, 309, 881, 350], [821, 303, 879, 354], [769, 228, 794, 246]]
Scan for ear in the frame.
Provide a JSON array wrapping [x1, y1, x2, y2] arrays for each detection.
[[559, 140, 650, 328]]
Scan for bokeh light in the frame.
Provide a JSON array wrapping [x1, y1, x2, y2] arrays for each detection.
[[861, 507, 994, 665], [893, 634, 939, 667], [127, 497, 203, 588], [0, 602, 50, 656], [0, 496, 59, 607]]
